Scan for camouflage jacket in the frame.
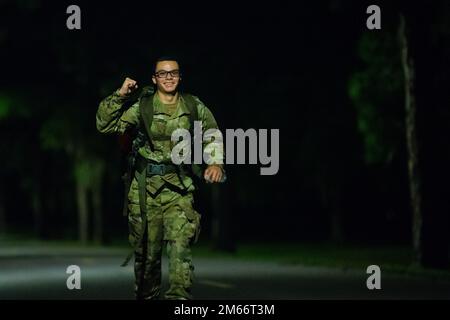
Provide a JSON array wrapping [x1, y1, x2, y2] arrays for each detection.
[[96, 89, 223, 193]]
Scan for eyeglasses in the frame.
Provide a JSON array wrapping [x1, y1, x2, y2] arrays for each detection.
[[154, 69, 181, 78]]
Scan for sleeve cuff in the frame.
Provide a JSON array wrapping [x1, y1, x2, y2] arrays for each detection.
[[112, 89, 132, 103]]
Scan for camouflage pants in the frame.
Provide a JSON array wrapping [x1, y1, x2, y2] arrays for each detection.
[[127, 175, 201, 300]]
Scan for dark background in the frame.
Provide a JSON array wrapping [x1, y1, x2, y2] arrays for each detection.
[[0, 0, 449, 269]]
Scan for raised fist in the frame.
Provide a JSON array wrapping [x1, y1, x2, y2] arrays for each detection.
[[118, 77, 138, 97]]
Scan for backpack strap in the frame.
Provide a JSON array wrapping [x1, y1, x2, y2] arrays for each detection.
[[138, 86, 155, 151], [137, 90, 204, 180], [137, 90, 198, 151], [181, 93, 204, 179], [182, 93, 199, 131]]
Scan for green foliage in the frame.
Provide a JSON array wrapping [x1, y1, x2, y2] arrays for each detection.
[[40, 116, 69, 150], [0, 92, 32, 120], [16, 0, 42, 10], [74, 158, 105, 187], [74, 160, 92, 187], [348, 31, 404, 165], [0, 94, 12, 119], [39, 106, 91, 153]]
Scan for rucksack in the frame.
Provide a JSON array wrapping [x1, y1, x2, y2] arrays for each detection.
[[137, 85, 204, 177], [121, 85, 204, 216]]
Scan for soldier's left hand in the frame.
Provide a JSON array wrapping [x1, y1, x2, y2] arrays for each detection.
[[204, 165, 223, 183]]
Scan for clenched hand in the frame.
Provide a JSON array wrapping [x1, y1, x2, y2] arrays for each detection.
[[118, 77, 138, 97]]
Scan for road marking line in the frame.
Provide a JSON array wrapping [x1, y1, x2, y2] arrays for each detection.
[[198, 279, 235, 289]]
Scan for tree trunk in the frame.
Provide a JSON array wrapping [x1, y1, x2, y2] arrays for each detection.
[[399, 14, 423, 266], [90, 158, 105, 244], [92, 188, 102, 244], [211, 183, 235, 252], [31, 189, 44, 238], [0, 187, 6, 234], [320, 180, 344, 244], [76, 177, 89, 245], [330, 206, 344, 244]]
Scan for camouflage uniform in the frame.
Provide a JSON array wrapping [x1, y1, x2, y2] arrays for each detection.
[[96, 89, 222, 300]]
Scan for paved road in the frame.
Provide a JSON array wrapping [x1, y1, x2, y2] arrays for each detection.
[[0, 245, 449, 299]]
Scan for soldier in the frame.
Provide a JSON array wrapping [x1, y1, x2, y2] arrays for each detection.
[[96, 56, 224, 300]]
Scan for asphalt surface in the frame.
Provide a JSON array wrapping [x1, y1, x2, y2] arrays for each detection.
[[0, 244, 450, 300]]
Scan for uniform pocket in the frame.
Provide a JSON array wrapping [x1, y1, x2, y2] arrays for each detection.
[[181, 197, 201, 244], [164, 194, 201, 243], [127, 178, 141, 218]]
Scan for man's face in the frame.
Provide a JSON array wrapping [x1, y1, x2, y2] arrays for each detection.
[[152, 60, 181, 94]]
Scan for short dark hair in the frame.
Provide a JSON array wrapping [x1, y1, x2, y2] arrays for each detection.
[[154, 55, 180, 73]]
